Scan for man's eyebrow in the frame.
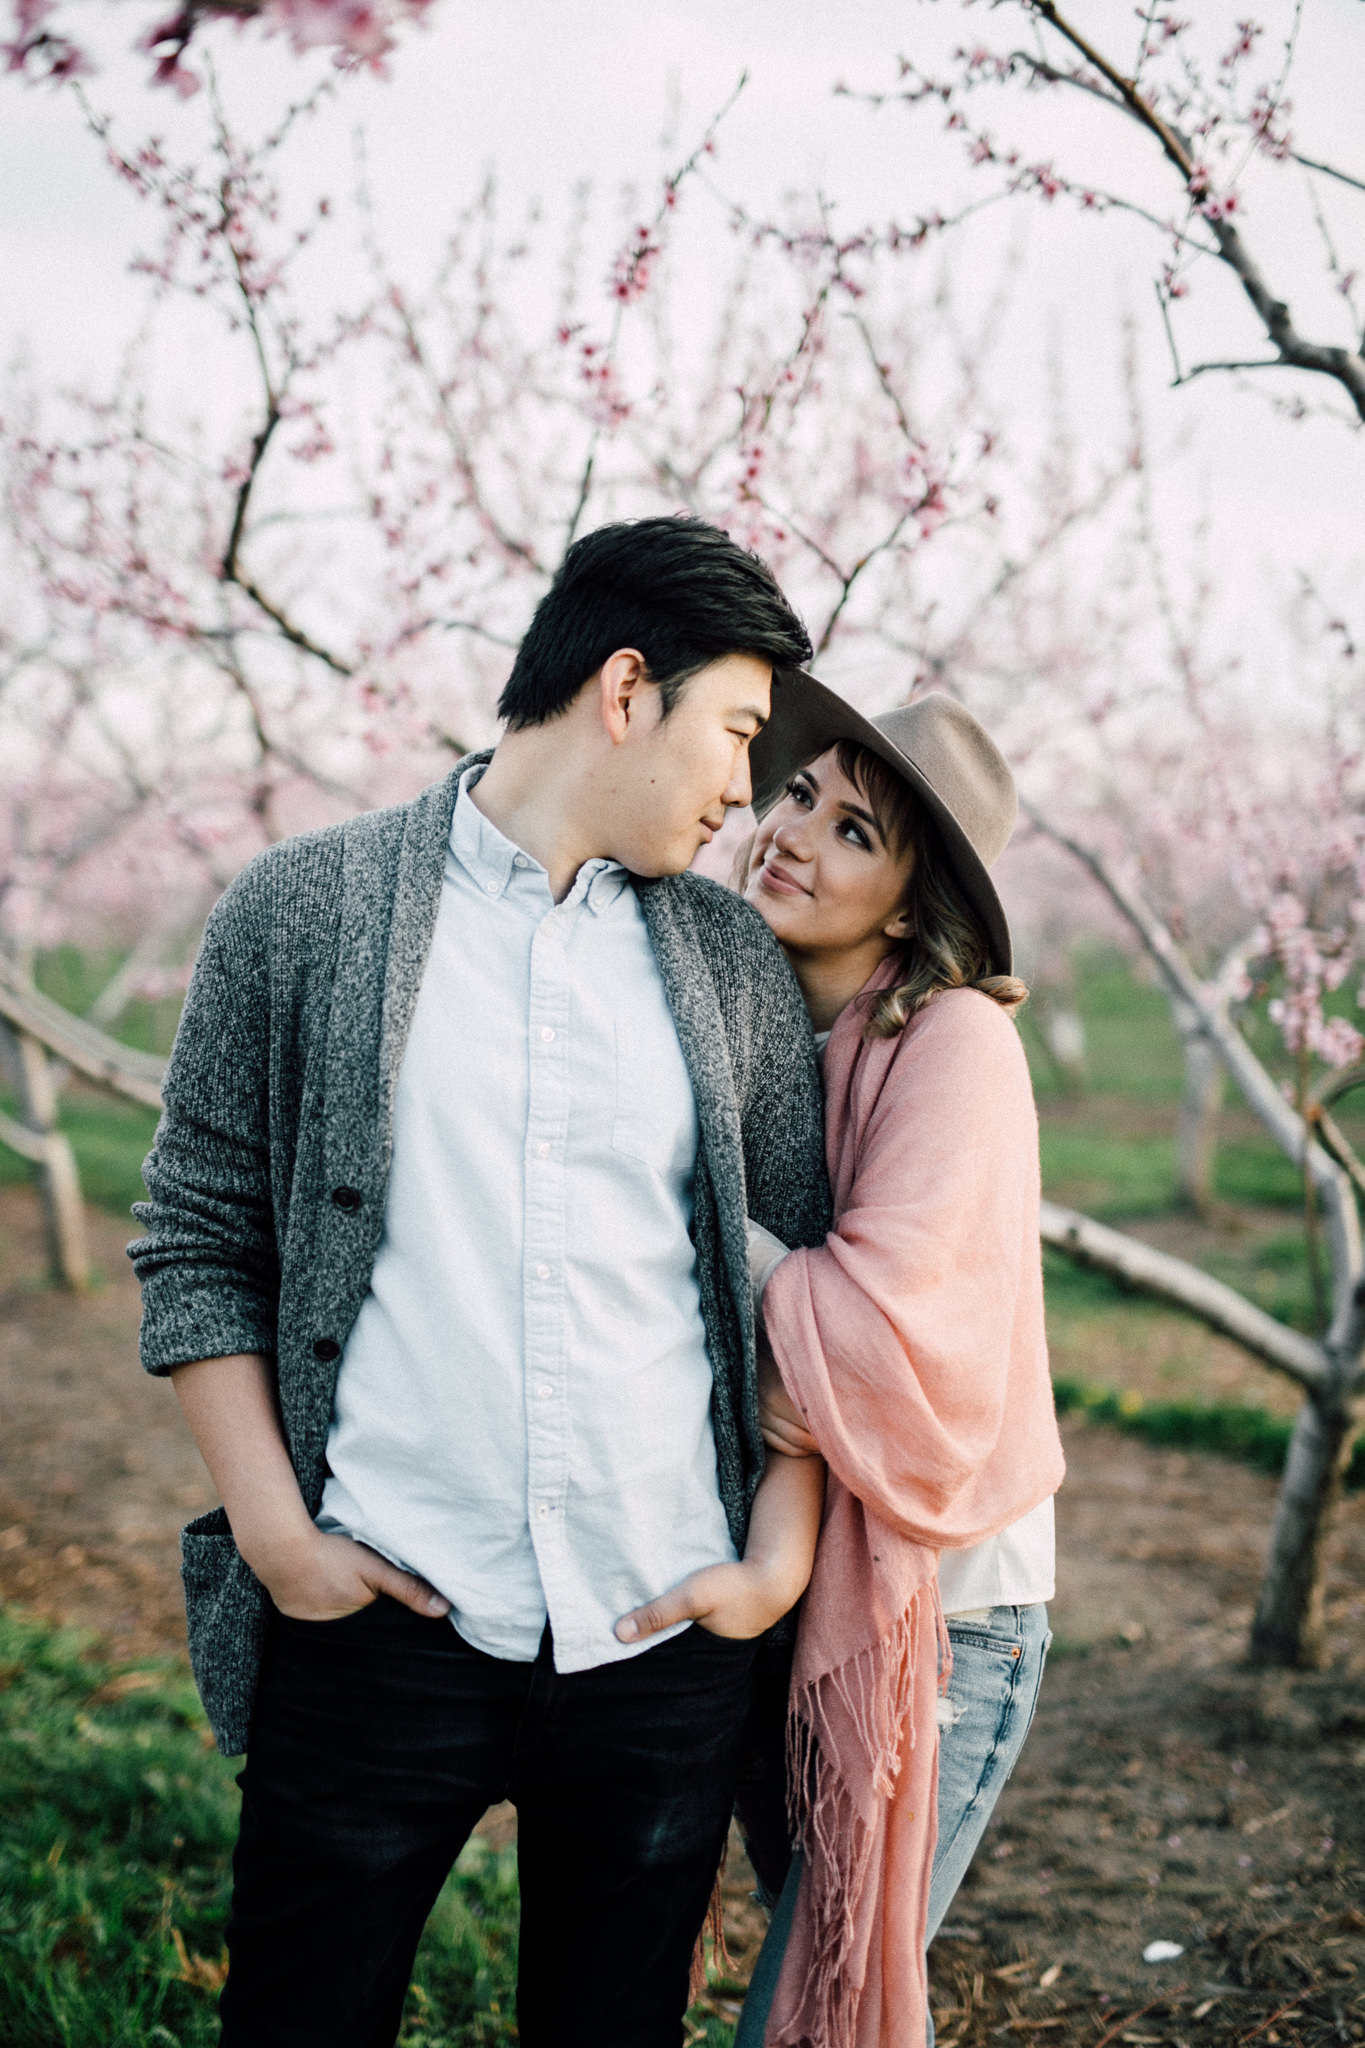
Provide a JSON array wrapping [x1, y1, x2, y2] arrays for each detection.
[[739, 703, 769, 730]]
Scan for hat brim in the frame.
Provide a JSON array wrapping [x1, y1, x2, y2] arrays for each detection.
[[754, 671, 1014, 977]]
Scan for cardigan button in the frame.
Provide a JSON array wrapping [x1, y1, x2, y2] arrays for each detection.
[[331, 1186, 362, 1213], [312, 1337, 341, 1363]]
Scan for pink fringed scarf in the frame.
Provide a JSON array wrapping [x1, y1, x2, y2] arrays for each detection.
[[761, 969, 1066, 2047]]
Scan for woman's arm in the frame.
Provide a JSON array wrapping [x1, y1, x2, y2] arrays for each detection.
[[615, 1450, 826, 1644], [762, 993, 1046, 1539]]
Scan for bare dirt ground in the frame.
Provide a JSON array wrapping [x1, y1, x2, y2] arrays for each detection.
[[3, 1183, 1364, 2045]]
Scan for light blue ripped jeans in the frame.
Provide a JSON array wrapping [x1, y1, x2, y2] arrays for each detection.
[[733, 1603, 1051, 2048]]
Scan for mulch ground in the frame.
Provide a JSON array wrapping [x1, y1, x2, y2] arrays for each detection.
[[2, 1183, 1363, 2045]]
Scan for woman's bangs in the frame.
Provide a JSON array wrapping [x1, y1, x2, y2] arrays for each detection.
[[832, 739, 918, 857]]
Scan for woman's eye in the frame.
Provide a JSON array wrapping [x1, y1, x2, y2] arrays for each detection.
[[840, 821, 870, 850], [786, 779, 813, 808]]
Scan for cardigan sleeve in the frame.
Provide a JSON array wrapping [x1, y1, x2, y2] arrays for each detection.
[[762, 990, 1042, 1543], [738, 929, 832, 1255], [127, 870, 283, 1375], [663, 873, 831, 1254]]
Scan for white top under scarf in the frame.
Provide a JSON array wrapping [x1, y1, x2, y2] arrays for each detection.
[[318, 772, 737, 1671]]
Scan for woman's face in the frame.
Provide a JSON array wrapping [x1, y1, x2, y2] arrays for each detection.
[[745, 747, 915, 962]]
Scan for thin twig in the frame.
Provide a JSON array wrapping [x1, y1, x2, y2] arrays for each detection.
[[1238, 1993, 1320, 2047], [1177, 358, 1292, 383], [219, 405, 354, 675], [1092, 1992, 1182, 2048], [1291, 152, 1365, 197]]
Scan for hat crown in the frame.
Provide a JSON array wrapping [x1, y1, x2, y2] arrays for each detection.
[[871, 694, 1016, 871]]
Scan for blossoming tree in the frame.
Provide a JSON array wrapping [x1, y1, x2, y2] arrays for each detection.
[[852, 0, 1365, 423], [3, 22, 1363, 1665]]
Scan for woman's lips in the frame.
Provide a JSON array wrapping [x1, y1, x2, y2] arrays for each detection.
[[759, 859, 810, 897]]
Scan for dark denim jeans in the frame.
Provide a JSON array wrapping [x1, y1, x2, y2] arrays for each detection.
[[220, 1597, 757, 2048]]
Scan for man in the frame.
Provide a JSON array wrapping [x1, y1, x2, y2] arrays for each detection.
[[130, 515, 831, 2047]]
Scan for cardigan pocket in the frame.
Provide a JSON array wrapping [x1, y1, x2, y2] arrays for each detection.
[[180, 1507, 271, 1758]]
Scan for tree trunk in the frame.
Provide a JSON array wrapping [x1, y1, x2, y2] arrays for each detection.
[[1175, 1010, 1225, 1213], [1248, 1386, 1357, 1668], [1042, 1196, 1364, 1669], [1040, 1001, 1087, 1094], [0, 1020, 90, 1291]]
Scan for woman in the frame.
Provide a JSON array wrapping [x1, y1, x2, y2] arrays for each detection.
[[617, 685, 1064, 2048]]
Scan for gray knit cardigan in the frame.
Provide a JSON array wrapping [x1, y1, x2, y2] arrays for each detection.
[[129, 755, 831, 1755]]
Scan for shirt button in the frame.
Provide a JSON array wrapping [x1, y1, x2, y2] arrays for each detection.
[[484, 881, 498, 895], [536, 1262, 551, 1280], [537, 1502, 550, 1519], [514, 853, 529, 868], [537, 1142, 550, 1158], [539, 1026, 555, 1042], [535, 1383, 553, 1401]]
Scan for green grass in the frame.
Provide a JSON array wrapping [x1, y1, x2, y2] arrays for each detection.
[[1052, 1375, 1365, 1490], [0, 943, 173, 1218], [1211, 1138, 1306, 1208], [0, 1606, 524, 2047], [1036, 1123, 1180, 1220], [0, 1090, 160, 1218], [1022, 949, 1315, 1223], [0, 1607, 237, 2048], [1022, 953, 1184, 1107], [31, 949, 182, 1063], [0, 1606, 739, 2047]]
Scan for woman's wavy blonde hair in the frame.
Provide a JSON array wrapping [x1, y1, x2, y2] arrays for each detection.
[[740, 739, 1028, 1037], [834, 740, 1028, 1036]]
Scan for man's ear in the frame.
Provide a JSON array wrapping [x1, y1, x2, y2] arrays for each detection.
[[596, 649, 652, 746]]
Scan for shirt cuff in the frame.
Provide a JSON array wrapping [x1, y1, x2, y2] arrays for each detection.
[[746, 1219, 790, 1327]]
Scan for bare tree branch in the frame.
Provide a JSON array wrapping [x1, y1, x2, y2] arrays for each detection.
[[1176, 357, 1294, 382], [220, 405, 356, 676], [0, 968, 165, 1110], [1291, 151, 1365, 199], [1040, 1199, 1333, 1394], [1020, 0, 1365, 421], [1309, 1065, 1365, 1198]]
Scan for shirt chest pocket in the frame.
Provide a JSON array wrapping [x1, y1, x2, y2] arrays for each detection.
[[613, 1014, 698, 1179]]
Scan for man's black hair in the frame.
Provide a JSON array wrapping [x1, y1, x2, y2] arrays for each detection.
[[497, 516, 812, 729]]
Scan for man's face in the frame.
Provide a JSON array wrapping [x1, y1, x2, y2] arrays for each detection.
[[605, 652, 772, 876]]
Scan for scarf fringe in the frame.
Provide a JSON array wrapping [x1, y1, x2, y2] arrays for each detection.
[[770, 1581, 949, 2048]]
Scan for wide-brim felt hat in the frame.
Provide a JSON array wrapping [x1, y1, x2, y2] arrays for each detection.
[[753, 675, 1018, 976]]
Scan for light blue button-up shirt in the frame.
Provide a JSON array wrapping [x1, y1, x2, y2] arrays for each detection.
[[318, 772, 738, 1671]]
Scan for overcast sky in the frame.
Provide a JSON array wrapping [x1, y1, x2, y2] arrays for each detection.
[[3, 0, 1363, 674]]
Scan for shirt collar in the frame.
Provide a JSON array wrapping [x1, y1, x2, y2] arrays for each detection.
[[450, 769, 630, 914]]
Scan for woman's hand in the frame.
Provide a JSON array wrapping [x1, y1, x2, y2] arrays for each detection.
[[615, 1557, 801, 1646], [758, 1337, 820, 1458], [618, 1446, 825, 1646]]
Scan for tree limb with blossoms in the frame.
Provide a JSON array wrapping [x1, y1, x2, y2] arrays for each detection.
[[4, 0, 433, 96], [0, 81, 1012, 1065], [849, 0, 1365, 423]]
